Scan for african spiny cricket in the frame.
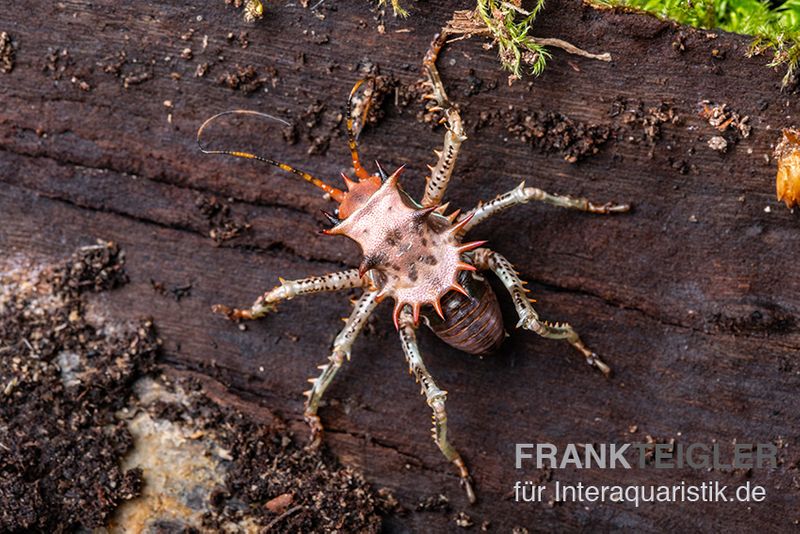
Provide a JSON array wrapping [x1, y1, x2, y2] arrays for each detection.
[[199, 33, 630, 503]]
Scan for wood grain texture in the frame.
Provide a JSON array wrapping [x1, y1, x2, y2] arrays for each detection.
[[1, 1, 799, 531]]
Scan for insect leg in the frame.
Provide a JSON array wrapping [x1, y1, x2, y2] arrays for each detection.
[[304, 290, 380, 449], [472, 248, 611, 377], [212, 269, 365, 320], [346, 78, 375, 181], [397, 306, 476, 504], [421, 32, 467, 207], [458, 182, 630, 235]]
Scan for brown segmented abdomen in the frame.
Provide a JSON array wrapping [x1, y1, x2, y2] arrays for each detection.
[[425, 272, 505, 356]]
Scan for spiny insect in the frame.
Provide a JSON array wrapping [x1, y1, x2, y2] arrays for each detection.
[[199, 33, 630, 503]]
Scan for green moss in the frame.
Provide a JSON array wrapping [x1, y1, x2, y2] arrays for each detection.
[[592, 0, 800, 86], [378, 0, 410, 17], [475, 0, 552, 77], [375, 1, 556, 76]]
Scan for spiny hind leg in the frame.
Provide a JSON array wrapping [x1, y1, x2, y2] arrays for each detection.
[[472, 248, 611, 377], [458, 182, 630, 235], [397, 306, 476, 504], [304, 290, 380, 449], [212, 269, 365, 320], [421, 32, 467, 207]]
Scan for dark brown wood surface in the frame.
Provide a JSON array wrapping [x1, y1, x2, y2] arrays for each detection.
[[2, 1, 800, 531]]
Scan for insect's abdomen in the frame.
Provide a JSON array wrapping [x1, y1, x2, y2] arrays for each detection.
[[426, 272, 505, 356]]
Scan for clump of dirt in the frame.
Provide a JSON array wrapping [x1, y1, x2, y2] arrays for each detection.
[[149, 279, 193, 301], [1, 244, 388, 531], [196, 194, 252, 243], [96, 50, 152, 88], [42, 47, 73, 79], [133, 373, 386, 532], [498, 109, 612, 163], [611, 98, 679, 146], [0, 242, 156, 532], [698, 101, 751, 153], [218, 64, 277, 94], [416, 493, 451, 512], [41, 46, 92, 90], [226, 30, 251, 49], [0, 32, 15, 73], [98, 50, 127, 77]]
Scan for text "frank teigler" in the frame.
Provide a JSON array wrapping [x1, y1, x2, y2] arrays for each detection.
[[515, 442, 778, 469]]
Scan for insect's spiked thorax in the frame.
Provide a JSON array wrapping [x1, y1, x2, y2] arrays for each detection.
[[326, 166, 483, 328]]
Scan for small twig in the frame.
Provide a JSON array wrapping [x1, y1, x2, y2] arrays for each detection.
[[264, 505, 303, 531], [501, 1, 530, 15], [531, 37, 612, 61]]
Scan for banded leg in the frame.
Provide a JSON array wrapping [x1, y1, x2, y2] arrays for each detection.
[[397, 306, 476, 503], [212, 269, 364, 320], [304, 290, 380, 448], [346, 78, 373, 180], [459, 181, 630, 235], [421, 32, 467, 207], [472, 248, 611, 377]]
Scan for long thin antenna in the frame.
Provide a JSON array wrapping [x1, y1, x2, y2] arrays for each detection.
[[197, 109, 345, 202]]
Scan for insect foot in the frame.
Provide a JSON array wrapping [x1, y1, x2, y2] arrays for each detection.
[[210, 301, 277, 321], [304, 350, 346, 452], [586, 201, 632, 214], [304, 412, 325, 451], [431, 398, 477, 504], [532, 318, 612, 378], [211, 303, 252, 320]]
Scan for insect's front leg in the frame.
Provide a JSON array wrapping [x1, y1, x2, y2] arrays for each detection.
[[421, 32, 467, 207], [212, 269, 365, 320], [397, 306, 476, 504], [472, 248, 612, 377], [458, 182, 630, 235], [304, 290, 380, 449]]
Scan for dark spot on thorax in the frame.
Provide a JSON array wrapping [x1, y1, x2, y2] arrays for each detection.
[[408, 264, 418, 282]]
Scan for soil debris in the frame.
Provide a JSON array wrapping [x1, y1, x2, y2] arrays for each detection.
[[127, 372, 384, 532], [699, 101, 751, 152], [416, 493, 451, 513], [0, 243, 386, 532], [150, 279, 193, 301], [196, 194, 252, 244], [708, 135, 728, 153], [122, 70, 152, 88], [98, 50, 127, 77], [218, 64, 277, 94], [501, 109, 612, 163], [42, 47, 72, 80], [195, 61, 210, 78], [454, 511, 474, 528], [611, 98, 680, 149], [0, 242, 156, 532], [0, 32, 15, 73]]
